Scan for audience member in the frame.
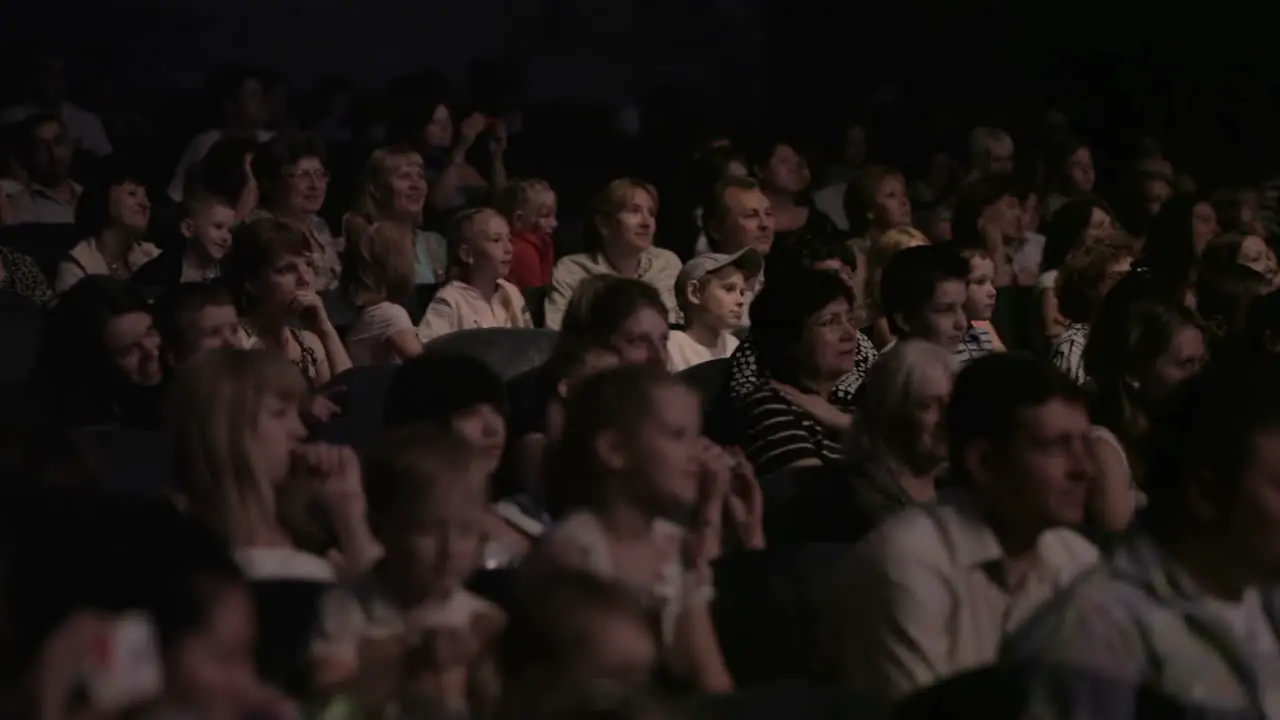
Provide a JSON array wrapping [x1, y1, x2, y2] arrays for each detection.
[[666, 249, 760, 372]]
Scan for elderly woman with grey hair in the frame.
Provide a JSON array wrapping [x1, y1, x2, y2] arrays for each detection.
[[762, 339, 954, 545], [842, 339, 954, 534]]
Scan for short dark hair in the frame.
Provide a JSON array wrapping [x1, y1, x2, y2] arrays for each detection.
[[703, 175, 762, 244], [154, 282, 237, 359], [1146, 353, 1280, 530], [1195, 263, 1268, 347], [14, 113, 62, 168], [559, 276, 667, 350], [948, 353, 1086, 483], [184, 135, 260, 207], [383, 352, 507, 430], [749, 267, 854, 384], [251, 132, 327, 207], [41, 276, 153, 400], [879, 244, 969, 335], [74, 157, 150, 238], [1042, 195, 1115, 272]]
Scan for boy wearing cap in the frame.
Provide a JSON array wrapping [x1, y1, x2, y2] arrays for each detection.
[[667, 248, 763, 372]]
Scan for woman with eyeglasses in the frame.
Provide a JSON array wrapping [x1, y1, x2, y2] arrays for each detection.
[[247, 132, 343, 291]]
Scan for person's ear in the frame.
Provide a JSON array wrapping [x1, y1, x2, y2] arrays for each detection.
[[961, 439, 996, 491], [458, 243, 475, 266], [593, 429, 628, 472], [179, 217, 196, 239], [512, 209, 527, 228], [686, 280, 705, 307], [891, 311, 911, 337], [1184, 466, 1222, 526]]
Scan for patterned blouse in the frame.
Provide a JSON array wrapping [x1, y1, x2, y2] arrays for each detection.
[[0, 246, 54, 306]]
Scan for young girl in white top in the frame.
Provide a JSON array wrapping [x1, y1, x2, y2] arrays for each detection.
[[666, 248, 761, 372], [527, 364, 764, 693], [342, 221, 423, 366], [418, 207, 532, 342]]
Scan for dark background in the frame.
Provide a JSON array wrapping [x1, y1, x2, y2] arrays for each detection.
[[0, 0, 1275, 182]]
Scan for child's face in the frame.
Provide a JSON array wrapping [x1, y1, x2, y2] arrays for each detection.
[[169, 583, 261, 720], [183, 303, 242, 360], [965, 256, 998, 322], [904, 278, 968, 350], [689, 266, 748, 330], [519, 190, 558, 237], [398, 489, 487, 601], [450, 403, 507, 477], [462, 212, 514, 279], [184, 202, 237, 261]]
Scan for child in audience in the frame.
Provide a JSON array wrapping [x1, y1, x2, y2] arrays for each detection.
[[879, 243, 992, 365], [500, 178, 559, 289], [155, 281, 242, 365], [666, 248, 762, 372], [133, 191, 237, 292], [418, 207, 533, 341], [342, 221, 423, 366], [530, 364, 763, 693], [318, 426, 503, 719], [383, 352, 538, 565], [956, 244, 1007, 351]]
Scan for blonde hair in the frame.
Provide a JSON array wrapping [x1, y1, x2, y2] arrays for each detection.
[[447, 206, 507, 273], [851, 339, 954, 456], [589, 177, 658, 251], [166, 348, 308, 544], [497, 177, 554, 220], [866, 226, 929, 317], [342, 146, 425, 241], [343, 220, 417, 306]]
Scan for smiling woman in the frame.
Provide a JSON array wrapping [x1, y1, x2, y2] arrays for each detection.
[[53, 158, 160, 294]]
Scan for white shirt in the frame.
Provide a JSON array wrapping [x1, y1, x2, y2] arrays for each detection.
[[168, 128, 275, 201], [667, 329, 739, 373], [345, 301, 415, 366], [1, 102, 113, 156]]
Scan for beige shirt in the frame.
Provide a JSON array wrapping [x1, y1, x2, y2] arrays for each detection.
[[54, 236, 161, 293], [8, 181, 82, 225], [418, 279, 532, 343], [829, 495, 1098, 703], [543, 248, 682, 330], [666, 329, 739, 373]]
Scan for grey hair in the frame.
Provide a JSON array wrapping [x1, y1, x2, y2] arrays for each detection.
[[848, 339, 955, 457], [969, 126, 1014, 164]]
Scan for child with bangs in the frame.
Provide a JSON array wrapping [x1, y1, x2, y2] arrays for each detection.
[[316, 426, 503, 719]]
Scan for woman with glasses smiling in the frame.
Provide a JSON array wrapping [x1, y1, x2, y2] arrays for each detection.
[[247, 132, 343, 291]]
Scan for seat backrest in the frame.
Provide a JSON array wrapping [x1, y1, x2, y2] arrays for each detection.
[[72, 426, 172, 496], [0, 290, 43, 382], [678, 358, 738, 445], [711, 544, 851, 686], [422, 328, 559, 380], [893, 664, 1026, 720], [0, 223, 83, 281], [309, 364, 399, 451], [522, 285, 548, 328]]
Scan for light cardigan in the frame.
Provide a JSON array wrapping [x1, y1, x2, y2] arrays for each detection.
[[543, 247, 682, 330], [54, 236, 160, 293]]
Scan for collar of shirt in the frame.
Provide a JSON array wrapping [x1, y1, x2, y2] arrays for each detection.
[[593, 248, 654, 278], [26, 180, 81, 202]]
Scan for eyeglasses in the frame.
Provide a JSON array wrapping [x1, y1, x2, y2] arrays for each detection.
[[286, 168, 330, 184]]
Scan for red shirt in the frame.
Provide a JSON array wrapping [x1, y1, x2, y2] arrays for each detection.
[[507, 230, 555, 288]]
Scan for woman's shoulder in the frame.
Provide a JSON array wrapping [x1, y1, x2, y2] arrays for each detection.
[[647, 246, 683, 269]]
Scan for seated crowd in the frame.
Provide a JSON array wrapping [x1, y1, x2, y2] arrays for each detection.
[[5, 53, 1280, 720]]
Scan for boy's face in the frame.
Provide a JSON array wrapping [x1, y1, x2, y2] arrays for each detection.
[[688, 266, 748, 330], [396, 486, 487, 602], [964, 256, 998, 322], [183, 202, 237, 261], [450, 402, 507, 477], [183, 303, 241, 360], [462, 212, 514, 278], [517, 190, 559, 237], [901, 278, 968, 351]]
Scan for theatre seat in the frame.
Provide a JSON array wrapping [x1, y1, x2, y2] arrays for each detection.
[[423, 328, 559, 381]]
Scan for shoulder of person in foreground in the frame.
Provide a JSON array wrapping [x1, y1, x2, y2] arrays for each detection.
[[1000, 562, 1150, 720]]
